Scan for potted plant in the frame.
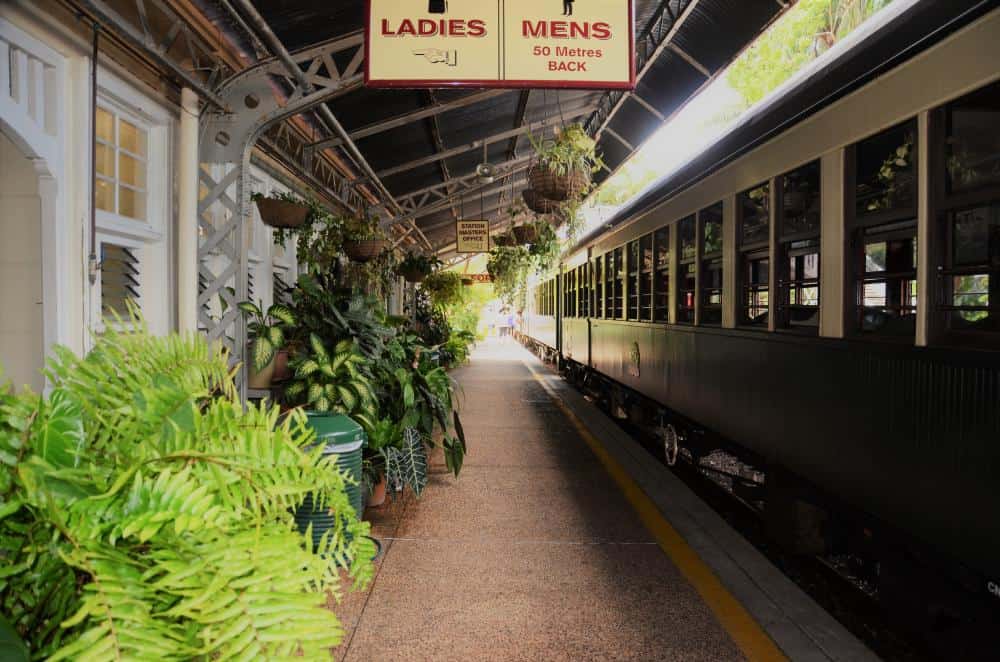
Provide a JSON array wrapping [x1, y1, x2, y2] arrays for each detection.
[[522, 187, 559, 214], [342, 212, 389, 263], [252, 191, 311, 229], [527, 220, 560, 272], [492, 231, 517, 247], [421, 271, 465, 308], [283, 334, 376, 417], [397, 251, 442, 283], [512, 223, 539, 245], [527, 123, 604, 202], [238, 299, 296, 388], [487, 244, 531, 305]]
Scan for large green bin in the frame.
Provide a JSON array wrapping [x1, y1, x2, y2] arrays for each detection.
[[293, 412, 365, 551]]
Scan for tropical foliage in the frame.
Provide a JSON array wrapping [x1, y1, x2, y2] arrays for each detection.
[[237, 299, 295, 371], [421, 271, 465, 308], [528, 123, 605, 177], [0, 319, 373, 660], [285, 334, 376, 418]]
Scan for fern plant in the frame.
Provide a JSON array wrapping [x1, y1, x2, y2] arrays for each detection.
[[0, 319, 374, 660], [284, 334, 377, 420]]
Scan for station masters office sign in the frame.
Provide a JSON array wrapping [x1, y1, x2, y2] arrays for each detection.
[[366, 1, 635, 89]]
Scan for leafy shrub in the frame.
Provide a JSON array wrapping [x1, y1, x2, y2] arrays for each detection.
[[0, 320, 373, 660]]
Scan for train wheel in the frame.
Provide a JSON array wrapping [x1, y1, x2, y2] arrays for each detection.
[[662, 423, 680, 466]]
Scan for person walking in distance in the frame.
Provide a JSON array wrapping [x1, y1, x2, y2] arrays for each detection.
[[563, 0, 574, 16]]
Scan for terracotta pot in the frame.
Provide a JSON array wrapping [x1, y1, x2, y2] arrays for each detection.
[[254, 198, 310, 229], [246, 344, 276, 389], [522, 188, 559, 214], [367, 474, 388, 508], [344, 239, 389, 263], [528, 164, 591, 202], [272, 349, 292, 383]]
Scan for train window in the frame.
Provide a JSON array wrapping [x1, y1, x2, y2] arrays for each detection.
[[939, 203, 999, 335], [855, 120, 917, 218], [594, 256, 603, 318], [627, 240, 640, 320], [640, 234, 653, 321], [679, 215, 696, 261], [850, 122, 919, 337], [564, 271, 574, 318], [785, 240, 820, 329], [778, 161, 821, 331], [945, 81, 1000, 195], [653, 227, 670, 322], [700, 203, 724, 326], [740, 183, 770, 246], [578, 264, 589, 318], [613, 246, 625, 318], [858, 221, 918, 335], [934, 81, 1000, 342], [604, 253, 615, 318], [744, 251, 769, 327], [678, 215, 696, 324], [739, 184, 770, 328]]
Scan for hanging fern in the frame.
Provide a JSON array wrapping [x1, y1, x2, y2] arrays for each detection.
[[0, 317, 373, 660]]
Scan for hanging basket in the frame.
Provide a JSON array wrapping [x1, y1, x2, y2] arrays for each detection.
[[492, 233, 517, 247], [343, 239, 389, 263], [522, 189, 559, 214], [399, 265, 430, 283], [528, 164, 591, 202], [255, 198, 310, 229], [512, 224, 538, 244]]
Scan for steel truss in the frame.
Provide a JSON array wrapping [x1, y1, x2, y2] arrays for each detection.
[[197, 34, 366, 392]]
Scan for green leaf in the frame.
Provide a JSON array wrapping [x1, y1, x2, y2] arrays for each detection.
[[336, 386, 357, 412], [33, 389, 84, 469], [0, 614, 29, 662], [295, 359, 319, 378], [266, 304, 295, 326], [267, 326, 284, 350], [309, 333, 328, 362], [237, 301, 261, 318], [251, 337, 274, 372], [384, 428, 427, 497]]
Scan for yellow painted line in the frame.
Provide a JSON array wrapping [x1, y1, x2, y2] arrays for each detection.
[[527, 364, 788, 662]]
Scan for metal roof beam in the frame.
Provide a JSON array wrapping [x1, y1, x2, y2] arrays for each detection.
[[394, 155, 533, 212], [306, 89, 510, 151], [394, 176, 528, 225], [376, 107, 594, 179], [585, 0, 703, 141]]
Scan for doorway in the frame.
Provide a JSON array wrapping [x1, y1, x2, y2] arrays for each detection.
[[0, 131, 44, 392]]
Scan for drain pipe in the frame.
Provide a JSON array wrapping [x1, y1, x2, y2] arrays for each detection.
[[229, 0, 432, 249], [88, 23, 99, 287], [176, 87, 200, 333]]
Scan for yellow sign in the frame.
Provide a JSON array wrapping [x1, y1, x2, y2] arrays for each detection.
[[365, 1, 635, 89], [456, 220, 490, 253]]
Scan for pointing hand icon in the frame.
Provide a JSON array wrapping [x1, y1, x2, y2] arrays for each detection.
[[413, 48, 452, 64]]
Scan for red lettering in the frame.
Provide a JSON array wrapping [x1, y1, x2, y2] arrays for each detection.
[[570, 23, 589, 39], [593, 22, 612, 40], [523, 20, 546, 38], [468, 19, 486, 37], [449, 19, 465, 36], [381, 19, 395, 36], [550, 21, 568, 38], [417, 19, 436, 36], [398, 19, 416, 36]]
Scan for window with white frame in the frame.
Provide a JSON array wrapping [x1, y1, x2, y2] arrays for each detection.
[[95, 105, 148, 222], [92, 78, 170, 332]]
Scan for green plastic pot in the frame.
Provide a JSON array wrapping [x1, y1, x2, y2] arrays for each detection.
[[294, 412, 366, 552]]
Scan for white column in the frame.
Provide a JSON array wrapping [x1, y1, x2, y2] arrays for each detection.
[[176, 87, 199, 333]]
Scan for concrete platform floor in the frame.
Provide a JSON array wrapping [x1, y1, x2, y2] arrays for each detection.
[[333, 339, 748, 661]]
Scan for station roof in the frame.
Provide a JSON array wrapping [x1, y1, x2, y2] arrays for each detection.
[[197, 0, 790, 253]]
